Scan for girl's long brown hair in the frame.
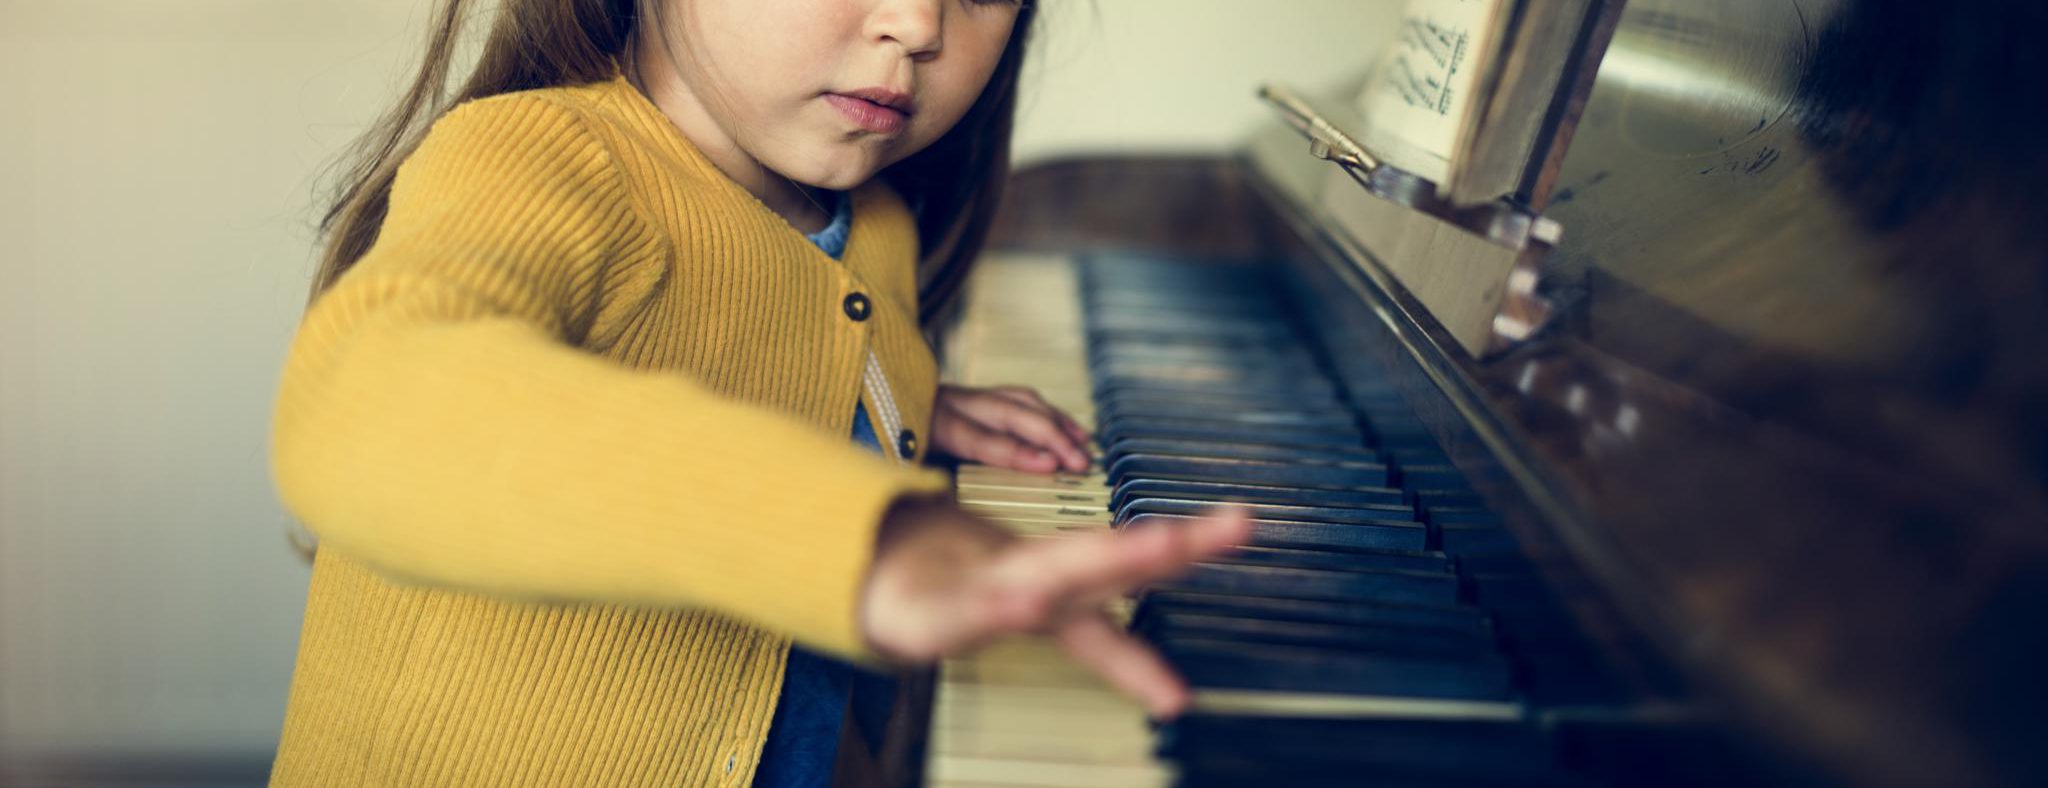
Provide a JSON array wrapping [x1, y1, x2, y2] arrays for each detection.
[[311, 0, 1034, 325]]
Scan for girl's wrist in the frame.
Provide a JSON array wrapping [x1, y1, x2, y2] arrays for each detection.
[[862, 494, 1011, 659]]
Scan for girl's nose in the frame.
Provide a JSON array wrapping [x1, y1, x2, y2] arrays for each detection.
[[866, 0, 944, 60]]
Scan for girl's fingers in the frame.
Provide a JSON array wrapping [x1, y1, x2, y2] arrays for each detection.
[[1055, 612, 1191, 718], [986, 385, 1056, 417], [989, 386, 1094, 448], [865, 505, 1247, 698], [945, 392, 1091, 471], [935, 405, 1061, 473], [1062, 414, 1093, 452], [864, 504, 1037, 660], [1003, 505, 1252, 606], [945, 384, 1094, 464]]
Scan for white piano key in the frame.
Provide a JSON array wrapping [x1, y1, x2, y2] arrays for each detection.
[[926, 253, 1170, 786]]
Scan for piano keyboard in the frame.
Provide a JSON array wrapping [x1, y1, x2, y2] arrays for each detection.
[[930, 253, 1670, 787]]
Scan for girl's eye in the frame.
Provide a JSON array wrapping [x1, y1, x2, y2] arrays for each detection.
[[962, 0, 1025, 8]]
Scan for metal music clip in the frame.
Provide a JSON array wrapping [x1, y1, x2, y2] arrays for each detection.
[[1258, 84, 1557, 252]]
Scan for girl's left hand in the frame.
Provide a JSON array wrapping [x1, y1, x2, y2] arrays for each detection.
[[930, 384, 1093, 473]]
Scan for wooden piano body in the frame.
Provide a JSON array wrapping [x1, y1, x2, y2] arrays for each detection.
[[923, 1, 2048, 786]]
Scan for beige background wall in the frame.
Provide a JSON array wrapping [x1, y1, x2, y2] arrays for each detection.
[[0, 0, 1394, 768]]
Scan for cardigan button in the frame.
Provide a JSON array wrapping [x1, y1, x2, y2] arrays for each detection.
[[898, 429, 918, 458], [842, 292, 872, 322]]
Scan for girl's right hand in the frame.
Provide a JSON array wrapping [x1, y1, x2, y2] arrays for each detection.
[[858, 497, 1252, 718]]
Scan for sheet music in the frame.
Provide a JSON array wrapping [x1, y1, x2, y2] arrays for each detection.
[[1358, 0, 1507, 183]]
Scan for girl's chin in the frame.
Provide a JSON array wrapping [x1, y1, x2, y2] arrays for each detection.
[[778, 154, 888, 192], [770, 141, 897, 190], [794, 171, 871, 191]]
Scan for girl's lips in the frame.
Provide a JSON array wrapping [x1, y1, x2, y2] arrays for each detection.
[[824, 93, 909, 135]]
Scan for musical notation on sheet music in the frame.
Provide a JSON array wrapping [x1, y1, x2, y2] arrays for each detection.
[[1360, 0, 1506, 183], [1389, 16, 1471, 116]]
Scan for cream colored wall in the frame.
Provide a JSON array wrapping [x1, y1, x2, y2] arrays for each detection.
[[0, 0, 1394, 765], [0, 1, 441, 762], [1015, 0, 1397, 164]]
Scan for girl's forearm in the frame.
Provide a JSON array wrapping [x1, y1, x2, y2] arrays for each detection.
[[273, 296, 945, 658]]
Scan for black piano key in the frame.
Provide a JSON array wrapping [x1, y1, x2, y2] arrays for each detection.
[[1083, 255, 1268, 272], [1092, 359, 1316, 385], [1094, 403, 1357, 429], [1093, 364, 1326, 387], [1088, 342, 1300, 360], [1094, 379, 1340, 405], [1087, 285, 1280, 303], [1208, 545, 1451, 574], [1084, 290, 1279, 304], [1120, 498, 1421, 530], [1092, 372, 1308, 395], [1098, 424, 1368, 453], [1138, 612, 1495, 657], [1126, 513, 1427, 553], [1362, 428, 1428, 445], [1084, 261, 1270, 279], [1085, 307, 1280, 326], [1100, 438, 1380, 467], [1427, 506, 1503, 526], [1086, 307, 1290, 322], [1089, 333, 1294, 354], [1087, 334, 1311, 353], [1157, 638, 1515, 700], [1082, 263, 1271, 283], [1097, 372, 1351, 397], [1082, 262, 1271, 285], [1087, 334, 1299, 354], [1084, 305, 1278, 320], [1085, 268, 1271, 284], [1440, 551, 1531, 572], [1088, 322, 1297, 343], [1159, 560, 1456, 605], [1108, 478, 1409, 512], [1397, 464, 1473, 490], [1099, 408, 1361, 432], [1134, 589, 1493, 637], [1088, 343, 1322, 364], [1083, 295, 1274, 309], [1095, 381, 1342, 407], [1101, 437, 1379, 469], [1107, 454, 1391, 489], [1084, 286, 1278, 303], [1095, 372, 1338, 396], [1099, 412, 1362, 439]]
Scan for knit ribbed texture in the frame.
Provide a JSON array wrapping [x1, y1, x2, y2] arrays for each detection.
[[269, 74, 947, 787]]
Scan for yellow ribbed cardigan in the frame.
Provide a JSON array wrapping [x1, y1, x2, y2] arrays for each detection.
[[269, 73, 951, 786]]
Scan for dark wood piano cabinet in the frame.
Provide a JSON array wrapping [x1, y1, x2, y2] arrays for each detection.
[[953, 2, 2048, 780]]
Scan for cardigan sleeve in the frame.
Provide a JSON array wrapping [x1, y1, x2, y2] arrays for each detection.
[[270, 93, 946, 659]]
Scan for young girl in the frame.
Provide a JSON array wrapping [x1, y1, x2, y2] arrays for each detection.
[[269, 0, 1249, 785]]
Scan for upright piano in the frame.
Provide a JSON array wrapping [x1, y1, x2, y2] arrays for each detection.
[[921, 1, 2048, 786]]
